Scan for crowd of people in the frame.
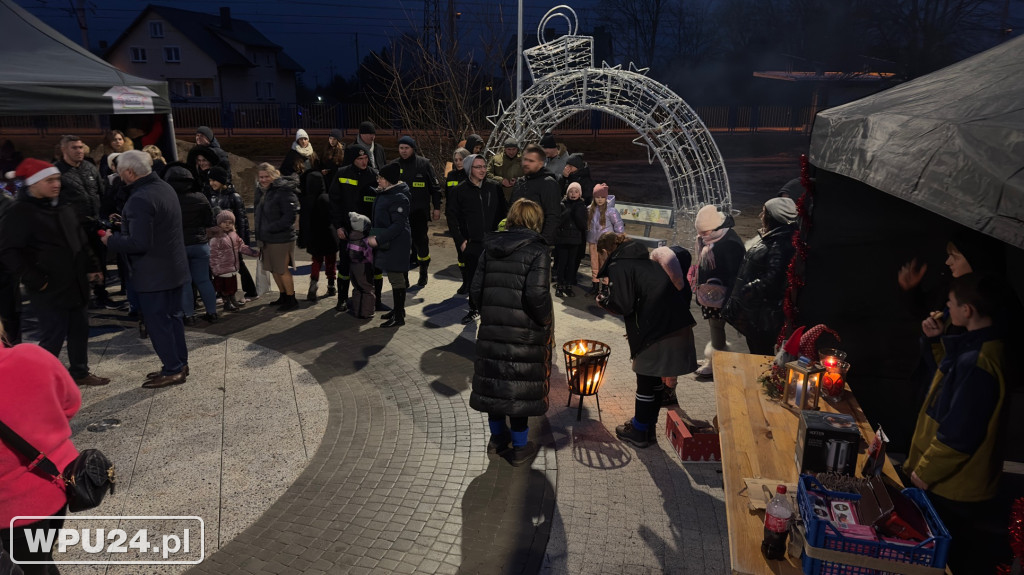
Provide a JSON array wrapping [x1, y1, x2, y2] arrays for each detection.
[[0, 126, 1011, 563]]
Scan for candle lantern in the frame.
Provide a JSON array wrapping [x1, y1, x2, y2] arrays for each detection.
[[562, 339, 611, 421], [818, 349, 850, 402], [784, 358, 825, 411]]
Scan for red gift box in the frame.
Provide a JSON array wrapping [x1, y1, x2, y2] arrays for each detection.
[[665, 409, 721, 461]]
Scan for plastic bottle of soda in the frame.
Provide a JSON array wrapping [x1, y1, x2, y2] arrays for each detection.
[[761, 484, 793, 560]]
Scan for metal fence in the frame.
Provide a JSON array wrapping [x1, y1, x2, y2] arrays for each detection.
[[0, 102, 815, 137]]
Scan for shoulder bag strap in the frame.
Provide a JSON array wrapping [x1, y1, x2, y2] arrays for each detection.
[[0, 419, 62, 478]]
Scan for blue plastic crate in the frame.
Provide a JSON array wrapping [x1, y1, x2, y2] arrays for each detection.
[[797, 475, 951, 575]]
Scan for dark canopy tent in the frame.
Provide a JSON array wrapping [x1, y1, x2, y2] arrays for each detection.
[[0, 0, 177, 157], [798, 36, 1024, 453]]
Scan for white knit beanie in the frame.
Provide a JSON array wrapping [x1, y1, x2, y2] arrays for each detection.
[[295, 129, 309, 142], [694, 204, 725, 233]]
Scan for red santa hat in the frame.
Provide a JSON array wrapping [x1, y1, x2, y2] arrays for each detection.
[[5, 158, 60, 186]]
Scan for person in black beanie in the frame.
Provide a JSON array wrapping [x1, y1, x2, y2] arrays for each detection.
[[357, 122, 387, 170]]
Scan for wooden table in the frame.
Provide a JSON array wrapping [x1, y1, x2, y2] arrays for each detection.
[[714, 351, 901, 575]]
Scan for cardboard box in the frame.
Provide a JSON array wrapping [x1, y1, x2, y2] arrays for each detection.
[[666, 410, 720, 462], [795, 411, 861, 475]]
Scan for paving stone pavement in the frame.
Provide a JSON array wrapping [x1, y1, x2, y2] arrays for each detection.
[[55, 222, 745, 574]]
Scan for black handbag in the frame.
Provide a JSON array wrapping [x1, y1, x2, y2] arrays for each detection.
[[0, 420, 116, 513]]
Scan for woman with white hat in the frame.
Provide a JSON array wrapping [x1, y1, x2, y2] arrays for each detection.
[[691, 204, 745, 377]]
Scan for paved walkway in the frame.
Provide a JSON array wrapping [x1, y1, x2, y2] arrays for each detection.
[[55, 224, 739, 574]]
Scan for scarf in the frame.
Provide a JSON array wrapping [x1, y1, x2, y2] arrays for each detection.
[[695, 228, 729, 270], [293, 141, 314, 158]]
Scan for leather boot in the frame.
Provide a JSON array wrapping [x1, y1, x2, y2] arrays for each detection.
[[381, 288, 405, 327], [306, 279, 319, 302], [586, 281, 600, 296], [417, 259, 430, 287], [374, 277, 388, 311], [326, 277, 337, 297]]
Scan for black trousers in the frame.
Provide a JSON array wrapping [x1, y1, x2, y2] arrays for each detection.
[[553, 244, 580, 286], [34, 304, 90, 378], [410, 209, 430, 260], [461, 242, 484, 309], [927, 492, 1007, 573], [0, 272, 21, 345], [1, 508, 65, 574], [239, 254, 257, 296]]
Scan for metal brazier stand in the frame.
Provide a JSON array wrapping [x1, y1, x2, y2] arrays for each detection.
[[562, 340, 611, 421]]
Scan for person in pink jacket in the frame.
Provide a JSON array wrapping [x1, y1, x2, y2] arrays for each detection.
[[585, 183, 624, 295], [209, 210, 258, 312], [0, 320, 82, 571]]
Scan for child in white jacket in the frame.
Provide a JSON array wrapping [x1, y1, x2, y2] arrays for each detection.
[[586, 183, 624, 295]]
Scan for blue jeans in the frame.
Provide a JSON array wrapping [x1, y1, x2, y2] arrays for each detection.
[[182, 243, 217, 317], [138, 285, 188, 375]]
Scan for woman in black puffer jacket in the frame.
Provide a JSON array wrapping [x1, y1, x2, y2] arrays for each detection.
[[596, 233, 697, 448], [469, 198, 553, 467], [723, 198, 798, 355], [255, 174, 300, 311]]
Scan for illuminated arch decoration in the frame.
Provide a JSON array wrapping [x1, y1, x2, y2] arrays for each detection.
[[486, 5, 732, 244]]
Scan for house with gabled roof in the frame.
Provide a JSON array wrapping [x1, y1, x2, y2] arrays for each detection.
[[104, 5, 303, 104]]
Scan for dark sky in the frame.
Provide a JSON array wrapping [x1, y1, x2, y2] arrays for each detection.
[[14, 0, 602, 84]]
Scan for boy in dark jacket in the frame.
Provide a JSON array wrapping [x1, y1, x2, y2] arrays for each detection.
[[446, 154, 508, 323], [904, 273, 1007, 573]]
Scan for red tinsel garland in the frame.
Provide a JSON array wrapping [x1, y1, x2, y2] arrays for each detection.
[[776, 154, 814, 349], [998, 497, 1024, 575]]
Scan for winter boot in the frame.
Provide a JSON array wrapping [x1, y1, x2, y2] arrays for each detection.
[[585, 281, 600, 296], [374, 278, 389, 311], [417, 259, 430, 287], [326, 277, 337, 297], [278, 293, 299, 312], [306, 279, 319, 302], [223, 298, 240, 312], [555, 285, 566, 298], [335, 278, 350, 312], [269, 292, 285, 306], [381, 288, 405, 328]]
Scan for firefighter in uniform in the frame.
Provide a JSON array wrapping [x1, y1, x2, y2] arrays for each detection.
[[395, 136, 442, 287], [329, 144, 380, 312]]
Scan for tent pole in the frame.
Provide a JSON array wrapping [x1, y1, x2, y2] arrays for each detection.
[[165, 113, 178, 162]]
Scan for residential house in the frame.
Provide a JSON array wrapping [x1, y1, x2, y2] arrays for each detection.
[[104, 5, 303, 104]]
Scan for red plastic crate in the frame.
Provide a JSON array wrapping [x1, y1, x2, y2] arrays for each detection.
[[665, 409, 721, 461]]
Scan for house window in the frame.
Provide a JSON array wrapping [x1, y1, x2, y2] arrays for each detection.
[[255, 81, 260, 99], [186, 82, 202, 98], [130, 47, 147, 63], [265, 54, 272, 66], [265, 82, 274, 99], [163, 47, 180, 63], [148, 21, 163, 38]]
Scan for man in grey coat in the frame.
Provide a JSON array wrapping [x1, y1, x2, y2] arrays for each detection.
[[102, 151, 190, 388]]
